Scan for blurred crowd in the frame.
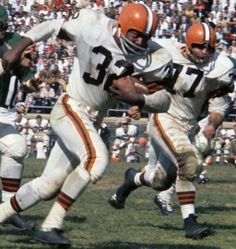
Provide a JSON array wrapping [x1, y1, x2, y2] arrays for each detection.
[[1, 0, 236, 115], [1, 0, 236, 159]]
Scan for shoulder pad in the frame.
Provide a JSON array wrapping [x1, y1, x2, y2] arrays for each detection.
[[204, 53, 234, 78]]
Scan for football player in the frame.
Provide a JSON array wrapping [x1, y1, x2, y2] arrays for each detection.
[[0, 3, 173, 246], [109, 23, 234, 239], [0, 5, 37, 230], [112, 117, 138, 161], [154, 96, 230, 216]]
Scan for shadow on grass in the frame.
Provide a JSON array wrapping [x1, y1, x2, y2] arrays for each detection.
[[134, 220, 236, 233], [66, 215, 87, 223], [197, 205, 236, 213], [2, 240, 221, 249], [207, 179, 236, 184], [205, 223, 236, 230], [79, 242, 220, 249], [0, 215, 87, 236], [134, 222, 183, 231]]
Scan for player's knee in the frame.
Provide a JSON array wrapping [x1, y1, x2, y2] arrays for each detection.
[[7, 139, 28, 159], [152, 164, 177, 191], [178, 150, 200, 181], [89, 152, 109, 183]]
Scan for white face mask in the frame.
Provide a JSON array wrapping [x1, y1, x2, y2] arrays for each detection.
[[118, 28, 149, 56]]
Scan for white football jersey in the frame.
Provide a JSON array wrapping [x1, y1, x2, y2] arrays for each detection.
[[154, 38, 234, 120], [37, 9, 172, 117], [15, 116, 28, 134], [28, 118, 49, 129], [115, 124, 138, 139]]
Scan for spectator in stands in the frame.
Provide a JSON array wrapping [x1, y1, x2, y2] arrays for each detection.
[[39, 83, 56, 105], [1, 0, 236, 121], [194, 0, 207, 19]]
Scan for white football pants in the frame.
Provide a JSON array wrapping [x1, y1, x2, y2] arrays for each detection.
[[15, 94, 109, 210], [144, 113, 202, 190]]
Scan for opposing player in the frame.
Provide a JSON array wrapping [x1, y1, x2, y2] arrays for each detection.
[[0, 3, 173, 246], [109, 23, 234, 239], [0, 5, 38, 230]]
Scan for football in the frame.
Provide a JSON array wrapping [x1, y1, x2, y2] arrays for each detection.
[[113, 76, 149, 94]]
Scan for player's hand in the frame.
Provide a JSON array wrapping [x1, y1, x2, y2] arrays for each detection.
[[22, 75, 42, 93], [128, 106, 142, 120], [204, 124, 216, 139], [2, 37, 33, 72], [20, 44, 36, 69], [109, 76, 145, 106]]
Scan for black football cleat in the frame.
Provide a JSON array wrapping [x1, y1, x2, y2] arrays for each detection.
[[154, 195, 173, 215], [197, 177, 210, 184], [184, 214, 210, 239], [108, 167, 138, 209], [4, 214, 36, 231], [108, 194, 125, 209], [34, 228, 70, 246]]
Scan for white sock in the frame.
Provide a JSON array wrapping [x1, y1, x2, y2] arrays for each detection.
[[158, 184, 175, 202], [134, 172, 142, 186], [180, 204, 195, 219], [1, 190, 15, 203], [41, 202, 67, 231], [176, 179, 196, 219], [0, 200, 17, 222]]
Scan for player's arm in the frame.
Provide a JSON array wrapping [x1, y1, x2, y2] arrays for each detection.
[[204, 97, 228, 139], [209, 62, 235, 98], [2, 19, 66, 72], [110, 79, 171, 113]]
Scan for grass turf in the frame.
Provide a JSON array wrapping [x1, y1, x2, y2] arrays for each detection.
[[0, 158, 236, 249]]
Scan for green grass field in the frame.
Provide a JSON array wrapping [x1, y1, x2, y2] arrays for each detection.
[[0, 158, 236, 249]]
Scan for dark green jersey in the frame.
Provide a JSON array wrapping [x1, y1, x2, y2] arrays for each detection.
[[0, 32, 35, 108]]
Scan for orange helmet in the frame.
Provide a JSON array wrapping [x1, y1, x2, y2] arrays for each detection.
[[185, 23, 216, 49], [185, 23, 216, 64], [118, 3, 158, 55], [118, 3, 158, 37]]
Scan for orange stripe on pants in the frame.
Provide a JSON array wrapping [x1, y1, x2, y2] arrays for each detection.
[[62, 95, 96, 173]]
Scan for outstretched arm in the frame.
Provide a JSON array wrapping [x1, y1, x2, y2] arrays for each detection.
[[2, 19, 66, 72]]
